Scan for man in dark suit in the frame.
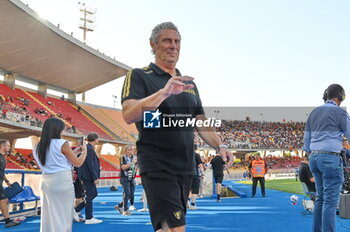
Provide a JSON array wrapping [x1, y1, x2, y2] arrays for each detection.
[[75, 133, 103, 224]]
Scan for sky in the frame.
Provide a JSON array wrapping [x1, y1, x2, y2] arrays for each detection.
[[17, 0, 350, 111]]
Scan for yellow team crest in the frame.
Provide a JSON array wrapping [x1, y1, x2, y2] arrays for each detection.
[[184, 89, 196, 95], [174, 211, 182, 220]]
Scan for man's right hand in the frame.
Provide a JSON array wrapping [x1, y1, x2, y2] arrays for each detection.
[[161, 76, 195, 97], [219, 147, 234, 167], [5, 180, 11, 187]]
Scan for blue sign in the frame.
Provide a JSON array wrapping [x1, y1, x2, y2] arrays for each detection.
[[143, 109, 161, 128]]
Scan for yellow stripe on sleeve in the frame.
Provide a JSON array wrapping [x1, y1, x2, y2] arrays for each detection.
[[122, 70, 132, 98]]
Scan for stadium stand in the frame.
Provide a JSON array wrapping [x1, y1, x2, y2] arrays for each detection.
[[100, 154, 121, 168], [99, 158, 118, 171], [5, 160, 23, 170], [28, 92, 114, 140], [196, 120, 305, 150], [0, 84, 49, 123], [14, 149, 39, 169], [98, 108, 138, 135], [5, 150, 39, 170], [228, 155, 301, 170], [79, 104, 137, 142], [5, 149, 119, 172], [1, 85, 125, 141]]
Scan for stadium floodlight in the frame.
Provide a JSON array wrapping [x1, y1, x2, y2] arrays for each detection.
[[112, 95, 118, 108], [214, 110, 220, 119], [78, 2, 96, 43]]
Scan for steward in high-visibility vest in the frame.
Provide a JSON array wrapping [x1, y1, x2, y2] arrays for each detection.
[[251, 160, 266, 178], [248, 153, 268, 198]]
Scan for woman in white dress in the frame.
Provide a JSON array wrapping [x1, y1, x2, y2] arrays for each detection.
[[34, 117, 87, 232]]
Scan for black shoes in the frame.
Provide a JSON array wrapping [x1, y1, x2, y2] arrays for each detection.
[[5, 220, 21, 228]]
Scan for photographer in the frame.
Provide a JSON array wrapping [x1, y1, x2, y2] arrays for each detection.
[[115, 145, 137, 216], [299, 156, 316, 194], [303, 84, 350, 232], [341, 138, 350, 192]]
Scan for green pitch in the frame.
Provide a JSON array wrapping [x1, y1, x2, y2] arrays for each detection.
[[239, 178, 304, 195]]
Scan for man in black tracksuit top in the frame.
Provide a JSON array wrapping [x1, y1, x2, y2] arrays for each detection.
[[121, 22, 232, 231]]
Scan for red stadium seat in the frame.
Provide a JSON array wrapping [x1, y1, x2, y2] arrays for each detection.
[[99, 157, 118, 171], [0, 84, 50, 122], [29, 92, 113, 139]]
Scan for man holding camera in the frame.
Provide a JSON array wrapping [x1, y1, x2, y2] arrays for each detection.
[[303, 84, 350, 232], [115, 145, 137, 216], [299, 156, 316, 193]]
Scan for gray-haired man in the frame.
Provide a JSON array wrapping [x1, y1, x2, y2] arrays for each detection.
[[121, 22, 233, 232], [115, 145, 137, 216]]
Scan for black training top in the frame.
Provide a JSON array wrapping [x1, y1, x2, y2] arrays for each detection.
[[211, 156, 225, 177], [0, 153, 6, 181], [121, 63, 204, 175], [120, 155, 135, 179], [193, 152, 203, 175], [299, 162, 316, 192]]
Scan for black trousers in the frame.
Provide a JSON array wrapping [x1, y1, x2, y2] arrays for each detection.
[[75, 180, 97, 219], [252, 177, 266, 196], [118, 178, 135, 211]]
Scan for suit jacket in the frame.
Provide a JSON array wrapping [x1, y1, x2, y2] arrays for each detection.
[[78, 143, 100, 182]]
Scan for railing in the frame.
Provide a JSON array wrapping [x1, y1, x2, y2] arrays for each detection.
[[5, 169, 143, 190], [5, 169, 42, 192], [224, 168, 298, 181]]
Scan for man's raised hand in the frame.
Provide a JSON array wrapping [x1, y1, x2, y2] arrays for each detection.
[[161, 76, 194, 97], [219, 148, 234, 168]]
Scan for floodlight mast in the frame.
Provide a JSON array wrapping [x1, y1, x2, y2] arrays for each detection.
[[78, 2, 96, 43]]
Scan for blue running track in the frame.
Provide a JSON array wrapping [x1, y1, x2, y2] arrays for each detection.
[[3, 181, 350, 232]]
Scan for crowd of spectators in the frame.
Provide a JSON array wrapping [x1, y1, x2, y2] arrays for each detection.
[[195, 120, 305, 150], [5, 151, 39, 170], [34, 107, 49, 116], [229, 155, 301, 170], [0, 94, 74, 130], [66, 125, 77, 134], [264, 155, 301, 169], [1, 96, 43, 127], [1, 95, 30, 116]]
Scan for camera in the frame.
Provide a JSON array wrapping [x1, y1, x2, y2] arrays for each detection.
[[341, 149, 350, 193], [127, 169, 133, 181], [79, 136, 85, 146]]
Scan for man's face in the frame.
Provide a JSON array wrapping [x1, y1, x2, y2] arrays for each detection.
[[126, 147, 134, 156], [4, 141, 10, 153], [151, 29, 181, 66]]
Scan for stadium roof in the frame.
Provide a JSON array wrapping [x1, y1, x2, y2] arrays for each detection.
[[0, 0, 131, 93]]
